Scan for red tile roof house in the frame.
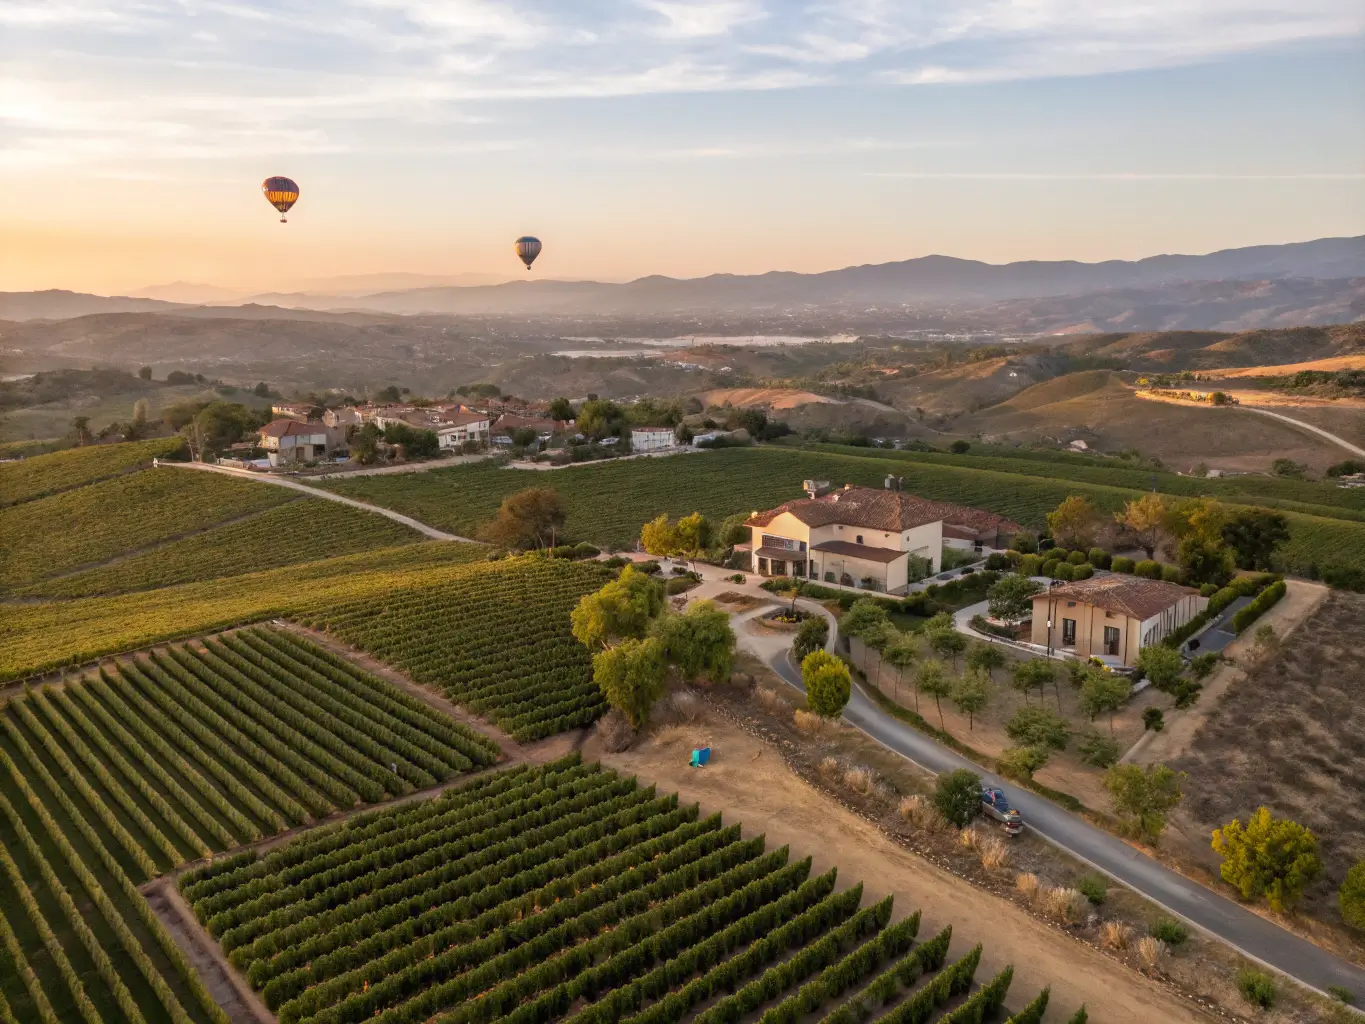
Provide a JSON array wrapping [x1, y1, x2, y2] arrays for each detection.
[[742, 480, 1023, 595], [1031, 575, 1207, 668], [258, 419, 331, 467]]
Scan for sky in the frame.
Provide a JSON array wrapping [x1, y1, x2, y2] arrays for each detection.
[[2, 0, 1364, 295]]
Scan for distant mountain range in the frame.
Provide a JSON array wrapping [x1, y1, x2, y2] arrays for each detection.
[[4, 235, 1362, 323]]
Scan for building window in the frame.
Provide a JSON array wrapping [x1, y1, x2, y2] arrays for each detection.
[[758, 557, 769, 575], [824, 571, 835, 583], [1062, 618, 1077, 646], [761, 534, 798, 551], [772, 560, 787, 576], [855, 535, 864, 544], [792, 561, 805, 577], [1103, 626, 1120, 656]]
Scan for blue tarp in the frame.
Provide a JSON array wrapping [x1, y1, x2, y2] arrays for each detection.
[[690, 747, 711, 768]]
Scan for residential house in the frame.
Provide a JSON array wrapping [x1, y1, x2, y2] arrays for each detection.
[[743, 481, 961, 593], [258, 419, 331, 466], [323, 407, 361, 430], [941, 506, 1024, 553], [271, 402, 315, 421], [436, 411, 491, 450], [631, 426, 675, 452], [1030, 575, 1207, 668], [494, 414, 560, 441]]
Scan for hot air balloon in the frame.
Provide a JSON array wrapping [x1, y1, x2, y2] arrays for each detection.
[[262, 176, 300, 222], [514, 236, 542, 271]]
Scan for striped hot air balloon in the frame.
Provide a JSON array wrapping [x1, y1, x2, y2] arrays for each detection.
[[262, 176, 300, 222], [514, 236, 542, 271]]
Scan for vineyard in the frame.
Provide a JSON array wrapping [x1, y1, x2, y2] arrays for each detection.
[[0, 436, 185, 507], [180, 756, 1057, 1024], [318, 446, 1365, 576], [24, 498, 423, 598], [299, 557, 613, 740], [0, 627, 495, 1024], [0, 468, 293, 593]]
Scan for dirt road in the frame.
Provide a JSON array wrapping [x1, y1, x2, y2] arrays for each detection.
[[593, 722, 1205, 1023]]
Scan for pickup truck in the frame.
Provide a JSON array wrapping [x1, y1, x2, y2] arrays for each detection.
[[980, 787, 1024, 836]]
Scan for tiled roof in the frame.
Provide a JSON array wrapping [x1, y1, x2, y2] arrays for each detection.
[[1038, 575, 1201, 620], [940, 505, 1023, 538], [438, 411, 490, 428], [744, 485, 960, 532], [259, 419, 321, 438], [811, 540, 904, 564]]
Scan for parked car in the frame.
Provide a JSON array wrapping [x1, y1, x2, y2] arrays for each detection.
[[980, 787, 1024, 836]]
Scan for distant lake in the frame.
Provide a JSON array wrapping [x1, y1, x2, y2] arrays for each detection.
[[552, 333, 857, 358]]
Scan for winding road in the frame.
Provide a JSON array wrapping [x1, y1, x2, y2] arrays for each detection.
[[753, 602, 1365, 1003]]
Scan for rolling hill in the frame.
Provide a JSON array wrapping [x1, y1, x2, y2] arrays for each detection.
[[1059, 322, 1365, 370]]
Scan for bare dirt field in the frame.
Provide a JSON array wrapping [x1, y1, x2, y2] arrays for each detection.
[[589, 703, 1205, 1024], [1215, 357, 1365, 378], [1167, 590, 1365, 952], [961, 371, 1341, 474], [701, 387, 841, 410]]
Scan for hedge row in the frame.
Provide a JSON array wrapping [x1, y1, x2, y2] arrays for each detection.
[[1232, 579, 1288, 633], [1162, 573, 1279, 649]]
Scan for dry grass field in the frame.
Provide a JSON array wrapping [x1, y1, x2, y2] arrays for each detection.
[[1169, 590, 1365, 936]]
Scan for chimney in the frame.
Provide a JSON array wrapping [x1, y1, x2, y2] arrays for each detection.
[[884, 475, 903, 491], [802, 479, 831, 499]]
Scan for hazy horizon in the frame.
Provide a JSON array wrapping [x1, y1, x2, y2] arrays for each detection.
[[4, 1, 1363, 295]]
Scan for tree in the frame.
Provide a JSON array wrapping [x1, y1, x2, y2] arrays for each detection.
[[793, 617, 829, 662], [1135, 645, 1184, 693], [802, 650, 851, 718], [919, 663, 954, 729], [1115, 494, 1169, 560], [253, 381, 270, 397], [1005, 705, 1069, 751], [571, 566, 664, 649], [640, 514, 682, 556], [1177, 536, 1235, 586], [965, 642, 1007, 682], [914, 659, 946, 717], [548, 396, 575, 422], [987, 575, 1042, 621], [353, 422, 382, 464], [650, 601, 736, 684], [949, 439, 971, 454], [1211, 807, 1322, 912], [950, 671, 991, 730], [577, 398, 624, 438], [1047, 495, 1101, 550], [482, 487, 566, 550], [131, 399, 149, 428], [1104, 763, 1185, 844], [592, 637, 667, 728], [863, 621, 900, 686], [933, 768, 981, 827], [675, 512, 712, 554], [925, 628, 966, 671], [1222, 509, 1290, 572], [1010, 658, 1054, 704], [1340, 861, 1365, 932], [718, 513, 749, 547], [1078, 671, 1131, 735], [138, 365, 153, 380], [840, 599, 890, 671], [999, 746, 1050, 781], [883, 633, 920, 703], [71, 415, 92, 446]]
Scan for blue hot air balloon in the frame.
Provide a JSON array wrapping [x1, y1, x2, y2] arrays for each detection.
[[514, 236, 542, 271]]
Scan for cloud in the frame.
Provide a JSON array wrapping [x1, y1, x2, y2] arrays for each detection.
[[863, 171, 1365, 180], [2, 0, 1360, 170]]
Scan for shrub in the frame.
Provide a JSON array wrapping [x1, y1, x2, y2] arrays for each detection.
[[603, 555, 629, 569], [1328, 985, 1355, 1005], [1236, 969, 1276, 1009], [792, 617, 830, 661], [1110, 556, 1135, 574], [594, 708, 636, 752], [984, 552, 1012, 570], [1076, 730, 1120, 768], [1341, 861, 1365, 932], [1007, 705, 1070, 751], [793, 709, 826, 735], [1050, 561, 1074, 581], [802, 650, 852, 718], [665, 577, 695, 595], [1199, 582, 1219, 597], [1211, 807, 1321, 911], [1134, 560, 1162, 579], [979, 837, 1011, 871], [933, 768, 981, 828], [1087, 547, 1111, 569], [1160, 564, 1183, 583], [1066, 550, 1088, 565], [1042, 887, 1089, 924], [1015, 872, 1040, 900], [1142, 707, 1165, 732], [1077, 874, 1107, 904], [1100, 921, 1133, 950], [1149, 917, 1189, 946], [1136, 937, 1166, 969], [1072, 564, 1095, 580], [899, 794, 946, 833], [1018, 554, 1043, 576], [1189, 652, 1220, 679]]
